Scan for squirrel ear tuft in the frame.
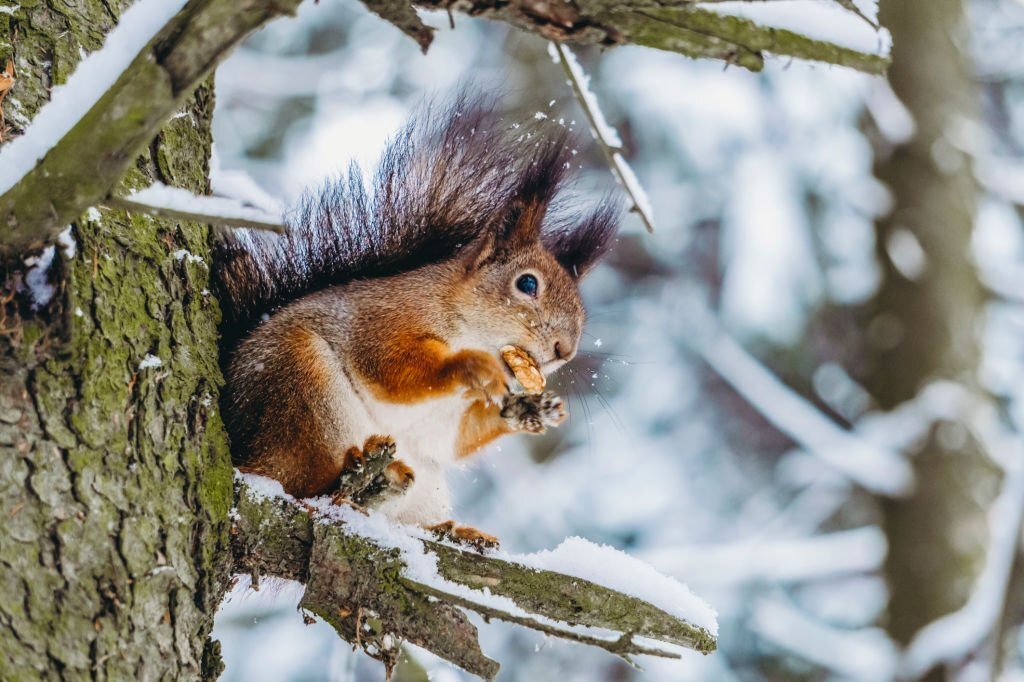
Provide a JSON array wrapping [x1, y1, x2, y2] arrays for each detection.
[[501, 197, 546, 249], [461, 233, 496, 272]]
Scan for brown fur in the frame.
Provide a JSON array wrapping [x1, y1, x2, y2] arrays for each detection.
[[215, 99, 620, 526], [456, 400, 511, 459]]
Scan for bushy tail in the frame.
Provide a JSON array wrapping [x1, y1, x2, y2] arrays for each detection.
[[211, 92, 619, 355]]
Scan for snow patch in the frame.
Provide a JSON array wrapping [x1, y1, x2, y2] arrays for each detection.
[[57, 226, 76, 259], [238, 473, 716, 645], [172, 249, 205, 265], [138, 354, 163, 370], [24, 245, 55, 308]]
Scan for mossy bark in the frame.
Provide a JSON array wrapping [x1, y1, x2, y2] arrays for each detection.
[[0, 2, 233, 679], [866, 0, 998, 675]]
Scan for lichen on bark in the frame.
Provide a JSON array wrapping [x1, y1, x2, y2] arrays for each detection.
[[0, 2, 234, 678]]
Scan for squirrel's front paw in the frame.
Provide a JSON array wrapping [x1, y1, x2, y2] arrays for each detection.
[[451, 350, 509, 405], [500, 391, 566, 434]]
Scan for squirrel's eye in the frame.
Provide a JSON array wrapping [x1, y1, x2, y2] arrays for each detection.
[[515, 274, 539, 297]]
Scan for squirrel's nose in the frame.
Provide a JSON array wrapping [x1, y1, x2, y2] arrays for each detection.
[[554, 340, 576, 362]]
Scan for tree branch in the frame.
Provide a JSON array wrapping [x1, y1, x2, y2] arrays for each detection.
[[232, 476, 716, 680], [106, 184, 285, 233], [0, 0, 301, 249], [403, 0, 890, 74], [0, 0, 887, 250]]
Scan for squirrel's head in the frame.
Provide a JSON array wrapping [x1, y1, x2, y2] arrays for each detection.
[[451, 164, 618, 376]]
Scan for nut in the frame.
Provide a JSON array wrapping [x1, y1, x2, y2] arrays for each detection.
[[500, 345, 545, 394]]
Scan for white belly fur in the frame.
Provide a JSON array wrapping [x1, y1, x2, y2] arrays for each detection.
[[359, 389, 471, 525]]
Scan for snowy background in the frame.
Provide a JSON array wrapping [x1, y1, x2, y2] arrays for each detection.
[[208, 0, 1024, 679]]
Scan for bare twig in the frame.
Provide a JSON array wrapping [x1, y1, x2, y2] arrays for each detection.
[[106, 193, 285, 234], [551, 41, 656, 233]]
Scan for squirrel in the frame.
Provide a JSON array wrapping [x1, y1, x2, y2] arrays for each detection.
[[212, 95, 619, 547]]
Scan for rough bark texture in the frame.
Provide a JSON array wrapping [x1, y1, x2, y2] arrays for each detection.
[[0, 2, 233, 679], [868, 0, 998, 674]]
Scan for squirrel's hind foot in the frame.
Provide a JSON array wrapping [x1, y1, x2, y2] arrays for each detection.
[[333, 435, 410, 506], [500, 391, 566, 434], [427, 520, 500, 553]]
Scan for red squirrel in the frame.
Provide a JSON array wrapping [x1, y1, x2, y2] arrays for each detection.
[[212, 96, 619, 547]]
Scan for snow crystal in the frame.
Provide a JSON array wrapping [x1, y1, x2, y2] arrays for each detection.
[[593, 338, 603, 348], [0, 0, 189, 197], [138, 354, 163, 370], [129, 182, 284, 228], [533, 111, 548, 120]]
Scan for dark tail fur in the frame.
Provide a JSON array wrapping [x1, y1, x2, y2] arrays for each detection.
[[211, 93, 620, 355]]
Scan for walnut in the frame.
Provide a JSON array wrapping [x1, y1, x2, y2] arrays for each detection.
[[500, 345, 545, 395]]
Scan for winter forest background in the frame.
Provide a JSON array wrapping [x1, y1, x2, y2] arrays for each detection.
[[2, 0, 1022, 679], [202, 0, 1024, 680]]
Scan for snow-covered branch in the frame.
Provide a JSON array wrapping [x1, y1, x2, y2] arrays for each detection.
[[550, 42, 655, 233], [404, 0, 890, 74], [0, 0, 301, 248], [109, 183, 285, 233], [232, 475, 717, 679]]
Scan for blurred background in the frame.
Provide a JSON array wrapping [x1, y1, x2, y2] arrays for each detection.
[[211, 0, 1024, 679]]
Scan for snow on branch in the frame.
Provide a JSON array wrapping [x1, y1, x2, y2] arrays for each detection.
[[0, 0, 301, 248], [108, 183, 285, 233], [399, 0, 890, 74], [232, 474, 717, 679], [550, 42, 655, 233]]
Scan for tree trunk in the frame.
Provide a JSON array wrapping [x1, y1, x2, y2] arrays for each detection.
[[869, 0, 998, 673], [0, 2, 233, 679]]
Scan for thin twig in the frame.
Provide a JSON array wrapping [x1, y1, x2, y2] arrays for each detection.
[[552, 41, 655, 233], [106, 195, 285, 234]]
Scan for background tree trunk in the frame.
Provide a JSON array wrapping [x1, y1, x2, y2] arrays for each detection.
[[0, 2, 233, 678], [868, 0, 998, 674]]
